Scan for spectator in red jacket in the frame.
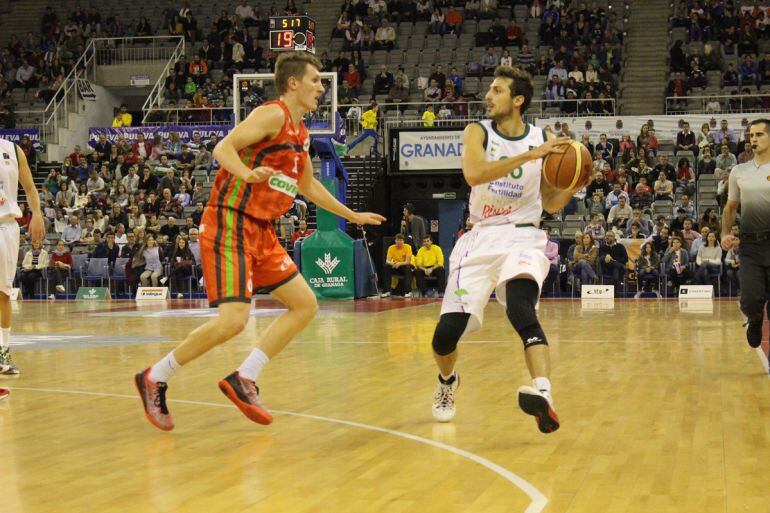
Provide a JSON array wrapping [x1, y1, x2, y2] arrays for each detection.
[[290, 219, 314, 245], [50, 239, 74, 293], [132, 132, 153, 162], [343, 63, 361, 97]]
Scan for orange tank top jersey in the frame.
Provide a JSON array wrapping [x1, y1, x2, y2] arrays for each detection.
[[207, 100, 310, 221]]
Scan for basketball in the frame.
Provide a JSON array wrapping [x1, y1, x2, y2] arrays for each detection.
[[542, 141, 593, 191]]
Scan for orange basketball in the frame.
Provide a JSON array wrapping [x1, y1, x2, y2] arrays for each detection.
[[542, 141, 593, 191]]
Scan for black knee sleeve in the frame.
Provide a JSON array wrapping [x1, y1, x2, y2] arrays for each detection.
[[432, 312, 471, 356], [505, 279, 548, 349]]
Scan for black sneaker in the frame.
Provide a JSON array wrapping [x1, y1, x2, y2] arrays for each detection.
[[218, 371, 273, 425], [745, 321, 763, 349]]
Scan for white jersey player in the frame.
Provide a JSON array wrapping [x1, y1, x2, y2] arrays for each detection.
[[0, 137, 45, 381], [429, 66, 581, 432]]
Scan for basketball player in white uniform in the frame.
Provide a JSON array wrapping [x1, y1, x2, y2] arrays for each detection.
[[0, 137, 45, 383], [429, 66, 582, 433]]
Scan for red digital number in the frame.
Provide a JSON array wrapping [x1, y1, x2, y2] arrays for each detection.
[[281, 31, 293, 47]]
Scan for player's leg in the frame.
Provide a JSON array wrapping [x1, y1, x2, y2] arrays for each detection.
[[219, 275, 318, 425], [430, 234, 494, 422], [135, 301, 252, 431], [135, 210, 254, 430], [738, 251, 768, 348], [504, 278, 560, 433], [497, 231, 559, 433], [0, 222, 20, 375], [0, 292, 11, 374]]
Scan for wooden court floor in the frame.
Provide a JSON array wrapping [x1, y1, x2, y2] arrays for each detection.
[[1, 298, 769, 513]]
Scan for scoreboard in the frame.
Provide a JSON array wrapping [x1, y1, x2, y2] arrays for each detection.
[[269, 16, 316, 54]]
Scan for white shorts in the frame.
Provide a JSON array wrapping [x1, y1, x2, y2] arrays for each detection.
[[440, 224, 549, 334], [0, 221, 20, 297]]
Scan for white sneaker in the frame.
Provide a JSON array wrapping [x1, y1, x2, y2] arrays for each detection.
[[404, 292, 412, 298], [176, 293, 184, 299], [432, 374, 460, 422], [380, 292, 391, 298], [517, 385, 560, 433], [48, 294, 56, 300], [55, 285, 65, 293]]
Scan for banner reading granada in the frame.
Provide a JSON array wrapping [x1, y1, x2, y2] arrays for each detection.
[[87, 125, 232, 148], [395, 128, 463, 172]]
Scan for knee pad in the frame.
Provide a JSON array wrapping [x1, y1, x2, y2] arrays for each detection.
[[432, 312, 471, 356], [505, 279, 548, 349]]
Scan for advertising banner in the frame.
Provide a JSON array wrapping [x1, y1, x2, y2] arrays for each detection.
[[0, 128, 41, 143], [87, 125, 232, 148], [394, 129, 463, 172], [300, 178, 355, 299], [76, 287, 111, 300], [136, 287, 170, 300], [301, 230, 355, 299]]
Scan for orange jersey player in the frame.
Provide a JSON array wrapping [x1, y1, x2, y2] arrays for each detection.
[[135, 52, 385, 431]]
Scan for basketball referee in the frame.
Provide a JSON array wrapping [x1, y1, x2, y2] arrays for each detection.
[[721, 119, 770, 354]]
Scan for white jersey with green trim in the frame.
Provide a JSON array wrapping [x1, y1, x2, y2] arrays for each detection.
[[0, 138, 22, 223], [467, 120, 546, 227]]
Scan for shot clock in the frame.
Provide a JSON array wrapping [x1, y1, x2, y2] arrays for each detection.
[[269, 16, 316, 54]]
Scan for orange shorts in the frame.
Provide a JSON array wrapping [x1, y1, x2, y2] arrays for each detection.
[[199, 207, 298, 306]]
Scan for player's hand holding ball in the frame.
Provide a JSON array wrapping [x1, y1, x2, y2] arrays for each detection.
[[542, 139, 593, 192], [530, 136, 571, 159], [246, 166, 282, 183]]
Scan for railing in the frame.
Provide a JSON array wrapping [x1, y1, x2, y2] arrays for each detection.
[[142, 107, 233, 126], [338, 98, 615, 137], [15, 36, 184, 147], [142, 38, 189, 119], [92, 37, 184, 66], [665, 93, 770, 114]]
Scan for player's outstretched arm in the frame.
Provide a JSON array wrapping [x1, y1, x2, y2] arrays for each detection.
[[16, 144, 45, 242], [297, 159, 385, 226], [461, 123, 569, 186], [212, 103, 284, 183]]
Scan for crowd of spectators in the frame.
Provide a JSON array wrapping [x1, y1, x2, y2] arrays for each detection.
[[534, 2, 623, 114], [668, 2, 770, 112], [328, 0, 623, 116]]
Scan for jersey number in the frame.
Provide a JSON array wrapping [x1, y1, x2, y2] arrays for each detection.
[[499, 156, 523, 179]]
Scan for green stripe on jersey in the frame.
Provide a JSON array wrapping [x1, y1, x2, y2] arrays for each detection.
[[224, 178, 243, 297]]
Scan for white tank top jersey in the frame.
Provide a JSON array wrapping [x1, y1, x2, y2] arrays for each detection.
[[467, 120, 547, 226], [0, 138, 22, 223]]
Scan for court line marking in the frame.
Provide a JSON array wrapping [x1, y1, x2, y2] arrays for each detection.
[[7, 386, 548, 513]]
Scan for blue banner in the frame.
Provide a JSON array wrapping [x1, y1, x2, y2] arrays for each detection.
[[87, 125, 233, 148], [0, 128, 41, 143]]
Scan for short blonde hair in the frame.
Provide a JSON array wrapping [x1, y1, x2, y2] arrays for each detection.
[[275, 52, 323, 94]]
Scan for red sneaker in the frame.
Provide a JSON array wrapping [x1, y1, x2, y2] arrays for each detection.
[[134, 368, 174, 431], [517, 385, 560, 433], [218, 372, 273, 425], [0, 388, 9, 401]]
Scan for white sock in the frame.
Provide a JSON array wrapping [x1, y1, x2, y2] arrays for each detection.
[[149, 352, 181, 383], [533, 377, 551, 394], [0, 328, 9, 349], [237, 348, 270, 382], [440, 370, 456, 381]]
